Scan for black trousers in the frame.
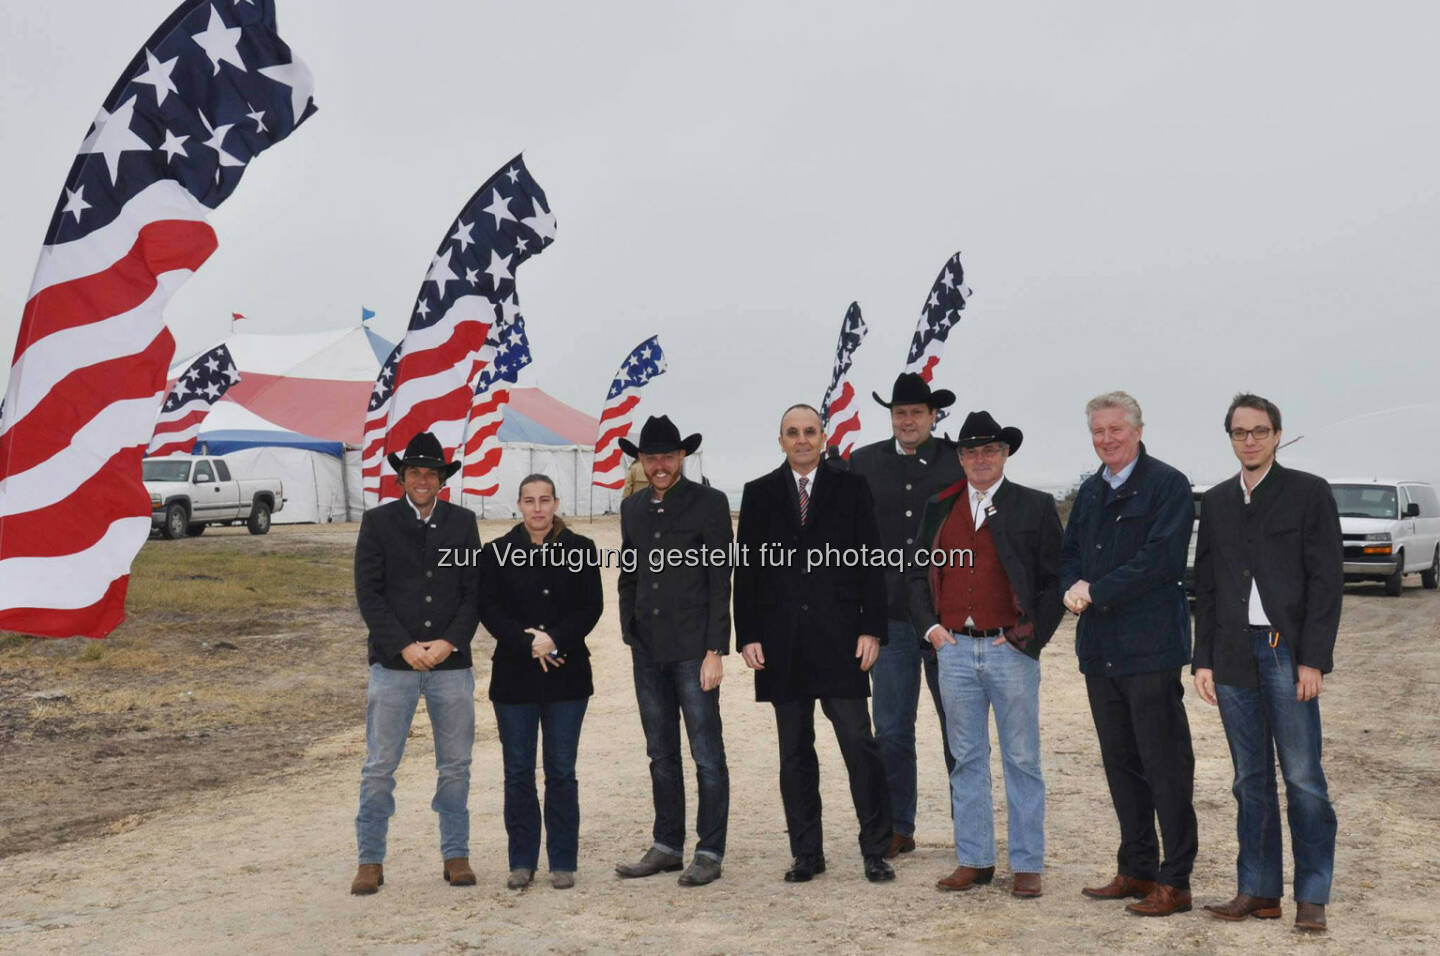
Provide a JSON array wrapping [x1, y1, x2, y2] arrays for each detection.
[[1085, 668, 1198, 889], [772, 696, 892, 859]]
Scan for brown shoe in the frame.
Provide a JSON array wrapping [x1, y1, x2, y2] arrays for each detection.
[[350, 863, 383, 895], [1012, 872, 1043, 898], [937, 865, 995, 891], [442, 857, 476, 886], [1082, 874, 1156, 900], [885, 832, 917, 859], [1294, 902, 1327, 933], [1204, 893, 1281, 921], [1126, 884, 1193, 917]]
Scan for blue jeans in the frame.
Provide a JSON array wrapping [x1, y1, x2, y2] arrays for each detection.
[[356, 664, 475, 863], [870, 619, 953, 837], [631, 648, 729, 860], [1215, 630, 1336, 903], [493, 699, 588, 871], [936, 634, 1045, 872]]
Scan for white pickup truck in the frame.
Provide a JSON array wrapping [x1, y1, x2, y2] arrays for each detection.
[[142, 455, 284, 539]]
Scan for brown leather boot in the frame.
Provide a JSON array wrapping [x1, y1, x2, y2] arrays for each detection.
[[1011, 872, 1043, 898], [1126, 884, 1192, 917], [1204, 893, 1281, 921], [937, 865, 995, 891], [1082, 874, 1155, 900], [350, 863, 383, 895], [1294, 902, 1327, 932], [885, 833, 917, 859], [443, 857, 476, 886]]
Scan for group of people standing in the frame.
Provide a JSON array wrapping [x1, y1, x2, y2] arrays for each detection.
[[349, 376, 1342, 935]]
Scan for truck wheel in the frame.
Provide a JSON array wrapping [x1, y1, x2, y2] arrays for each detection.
[[247, 502, 272, 535], [186, 523, 206, 537], [161, 503, 188, 540], [1423, 546, 1439, 590], [1384, 549, 1404, 596]]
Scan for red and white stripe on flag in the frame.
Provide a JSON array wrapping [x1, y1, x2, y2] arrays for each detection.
[[147, 403, 210, 458], [592, 392, 640, 489], [824, 382, 862, 458], [461, 384, 510, 498]]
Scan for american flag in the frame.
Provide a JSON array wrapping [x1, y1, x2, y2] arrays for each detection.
[[820, 302, 868, 459], [147, 343, 241, 457], [592, 336, 666, 490], [376, 155, 556, 503], [360, 342, 402, 506], [461, 305, 532, 500], [904, 251, 971, 382], [0, 0, 314, 639]]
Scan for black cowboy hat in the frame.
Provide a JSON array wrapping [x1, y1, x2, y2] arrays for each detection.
[[954, 410, 1023, 455], [618, 415, 702, 458], [872, 372, 956, 410], [387, 431, 461, 479]]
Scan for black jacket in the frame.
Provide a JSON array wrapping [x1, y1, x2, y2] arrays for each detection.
[[354, 498, 482, 670], [617, 476, 734, 663], [734, 461, 887, 702], [1193, 463, 1343, 687], [907, 477, 1065, 660], [1059, 444, 1193, 677], [848, 435, 965, 620], [477, 524, 604, 703]]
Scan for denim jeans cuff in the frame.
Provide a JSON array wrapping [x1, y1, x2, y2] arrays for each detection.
[[653, 841, 682, 857], [695, 849, 723, 863]]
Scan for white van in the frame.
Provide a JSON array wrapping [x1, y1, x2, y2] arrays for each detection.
[[1330, 479, 1440, 595]]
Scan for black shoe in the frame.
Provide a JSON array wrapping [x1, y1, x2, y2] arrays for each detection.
[[864, 855, 896, 883], [615, 847, 684, 879], [784, 855, 827, 883]]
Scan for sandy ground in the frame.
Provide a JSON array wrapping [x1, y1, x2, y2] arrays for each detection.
[[1, 515, 1437, 954]]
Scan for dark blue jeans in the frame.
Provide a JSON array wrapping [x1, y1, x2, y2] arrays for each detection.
[[493, 698, 589, 871], [631, 648, 729, 860], [870, 618, 953, 837], [1216, 629, 1336, 904]]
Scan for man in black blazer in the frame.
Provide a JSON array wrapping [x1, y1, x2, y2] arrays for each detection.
[[736, 404, 894, 883], [615, 416, 733, 887], [351, 432, 482, 895], [906, 411, 1064, 899], [1193, 394, 1341, 933]]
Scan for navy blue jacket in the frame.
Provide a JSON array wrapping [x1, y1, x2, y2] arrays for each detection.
[[1060, 444, 1192, 677]]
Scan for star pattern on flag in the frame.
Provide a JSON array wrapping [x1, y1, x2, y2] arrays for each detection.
[[159, 345, 239, 413], [820, 301, 868, 429], [904, 252, 971, 371], [605, 336, 666, 400]]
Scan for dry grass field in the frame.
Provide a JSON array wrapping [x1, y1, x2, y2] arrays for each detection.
[[0, 516, 1437, 954]]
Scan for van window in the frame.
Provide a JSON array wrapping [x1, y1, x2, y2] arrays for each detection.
[[194, 461, 215, 483], [1405, 484, 1439, 516], [214, 460, 231, 482], [1330, 483, 1397, 520]]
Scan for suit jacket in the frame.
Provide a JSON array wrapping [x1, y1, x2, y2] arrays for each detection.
[[1059, 443, 1192, 677], [1193, 462, 1343, 687], [848, 435, 965, 620], [906, 477, 1065, 659], [734, 461, 887, 702], [478, 523, 603, 703], [354, 497, 482, 670], [617, 476, 734, 663]]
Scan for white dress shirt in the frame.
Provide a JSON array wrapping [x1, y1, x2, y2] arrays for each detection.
[[1241, 463, 1273, 627]]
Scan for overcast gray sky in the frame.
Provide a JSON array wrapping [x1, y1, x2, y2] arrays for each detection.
[[3, 1, 1438, 493]]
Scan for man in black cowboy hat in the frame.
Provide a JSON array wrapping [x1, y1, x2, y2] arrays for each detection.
[[847, 372, 964, 858], [351, 432, 482, 895], [906, 411, 1064, 898], [615, 415, 733, 887]]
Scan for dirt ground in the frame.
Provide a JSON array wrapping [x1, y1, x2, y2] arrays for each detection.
[[1, 516, 1437, 954]]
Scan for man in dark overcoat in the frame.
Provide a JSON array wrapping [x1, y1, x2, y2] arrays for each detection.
[[848, 372, 963, 858], [351, 432, 482, 895], [735, 403, 894, 884], [615, 415, 734, 887], [1193, 393, 1341, 933]]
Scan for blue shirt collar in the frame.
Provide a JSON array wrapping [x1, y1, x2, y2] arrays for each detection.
[[1101, 455, 1139, 490]]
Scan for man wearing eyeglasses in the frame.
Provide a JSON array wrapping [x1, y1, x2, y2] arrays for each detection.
[[1192, 394, 1341, 933], [906, 411, 1064, 898], [1060, 391, 1197, 917]]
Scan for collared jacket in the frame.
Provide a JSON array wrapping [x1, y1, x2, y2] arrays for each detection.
[[1193, 462, 1342, 688], [1059, 444, 1192, 677], [734, 461, 887, 702], [907, 477, 1065, 660], [478, 523, 604, 704], [848, 435, 965, 621], [618, 475, 734, 663], [354, 497, 482, 670]]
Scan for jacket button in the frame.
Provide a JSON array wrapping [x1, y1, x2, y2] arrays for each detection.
[[424, 620, 432, 628], [653, 531, 661, 539], [651, 582, 659, 590], [905, 484, 913, 491], [425, 570, 433, 578], [425, 595, 432, 603], [1096, 544, 1102, 550], [801, 604, 809, 611], [906, 537, 913, 544], [542, 588, 550, 595], [905, 510, 912, 517]]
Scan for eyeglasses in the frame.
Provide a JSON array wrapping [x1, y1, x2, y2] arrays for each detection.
[[1229, 426, 1273, 442]]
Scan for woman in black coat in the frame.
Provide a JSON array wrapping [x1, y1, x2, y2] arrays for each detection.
[[478, 474, 603, 891]]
